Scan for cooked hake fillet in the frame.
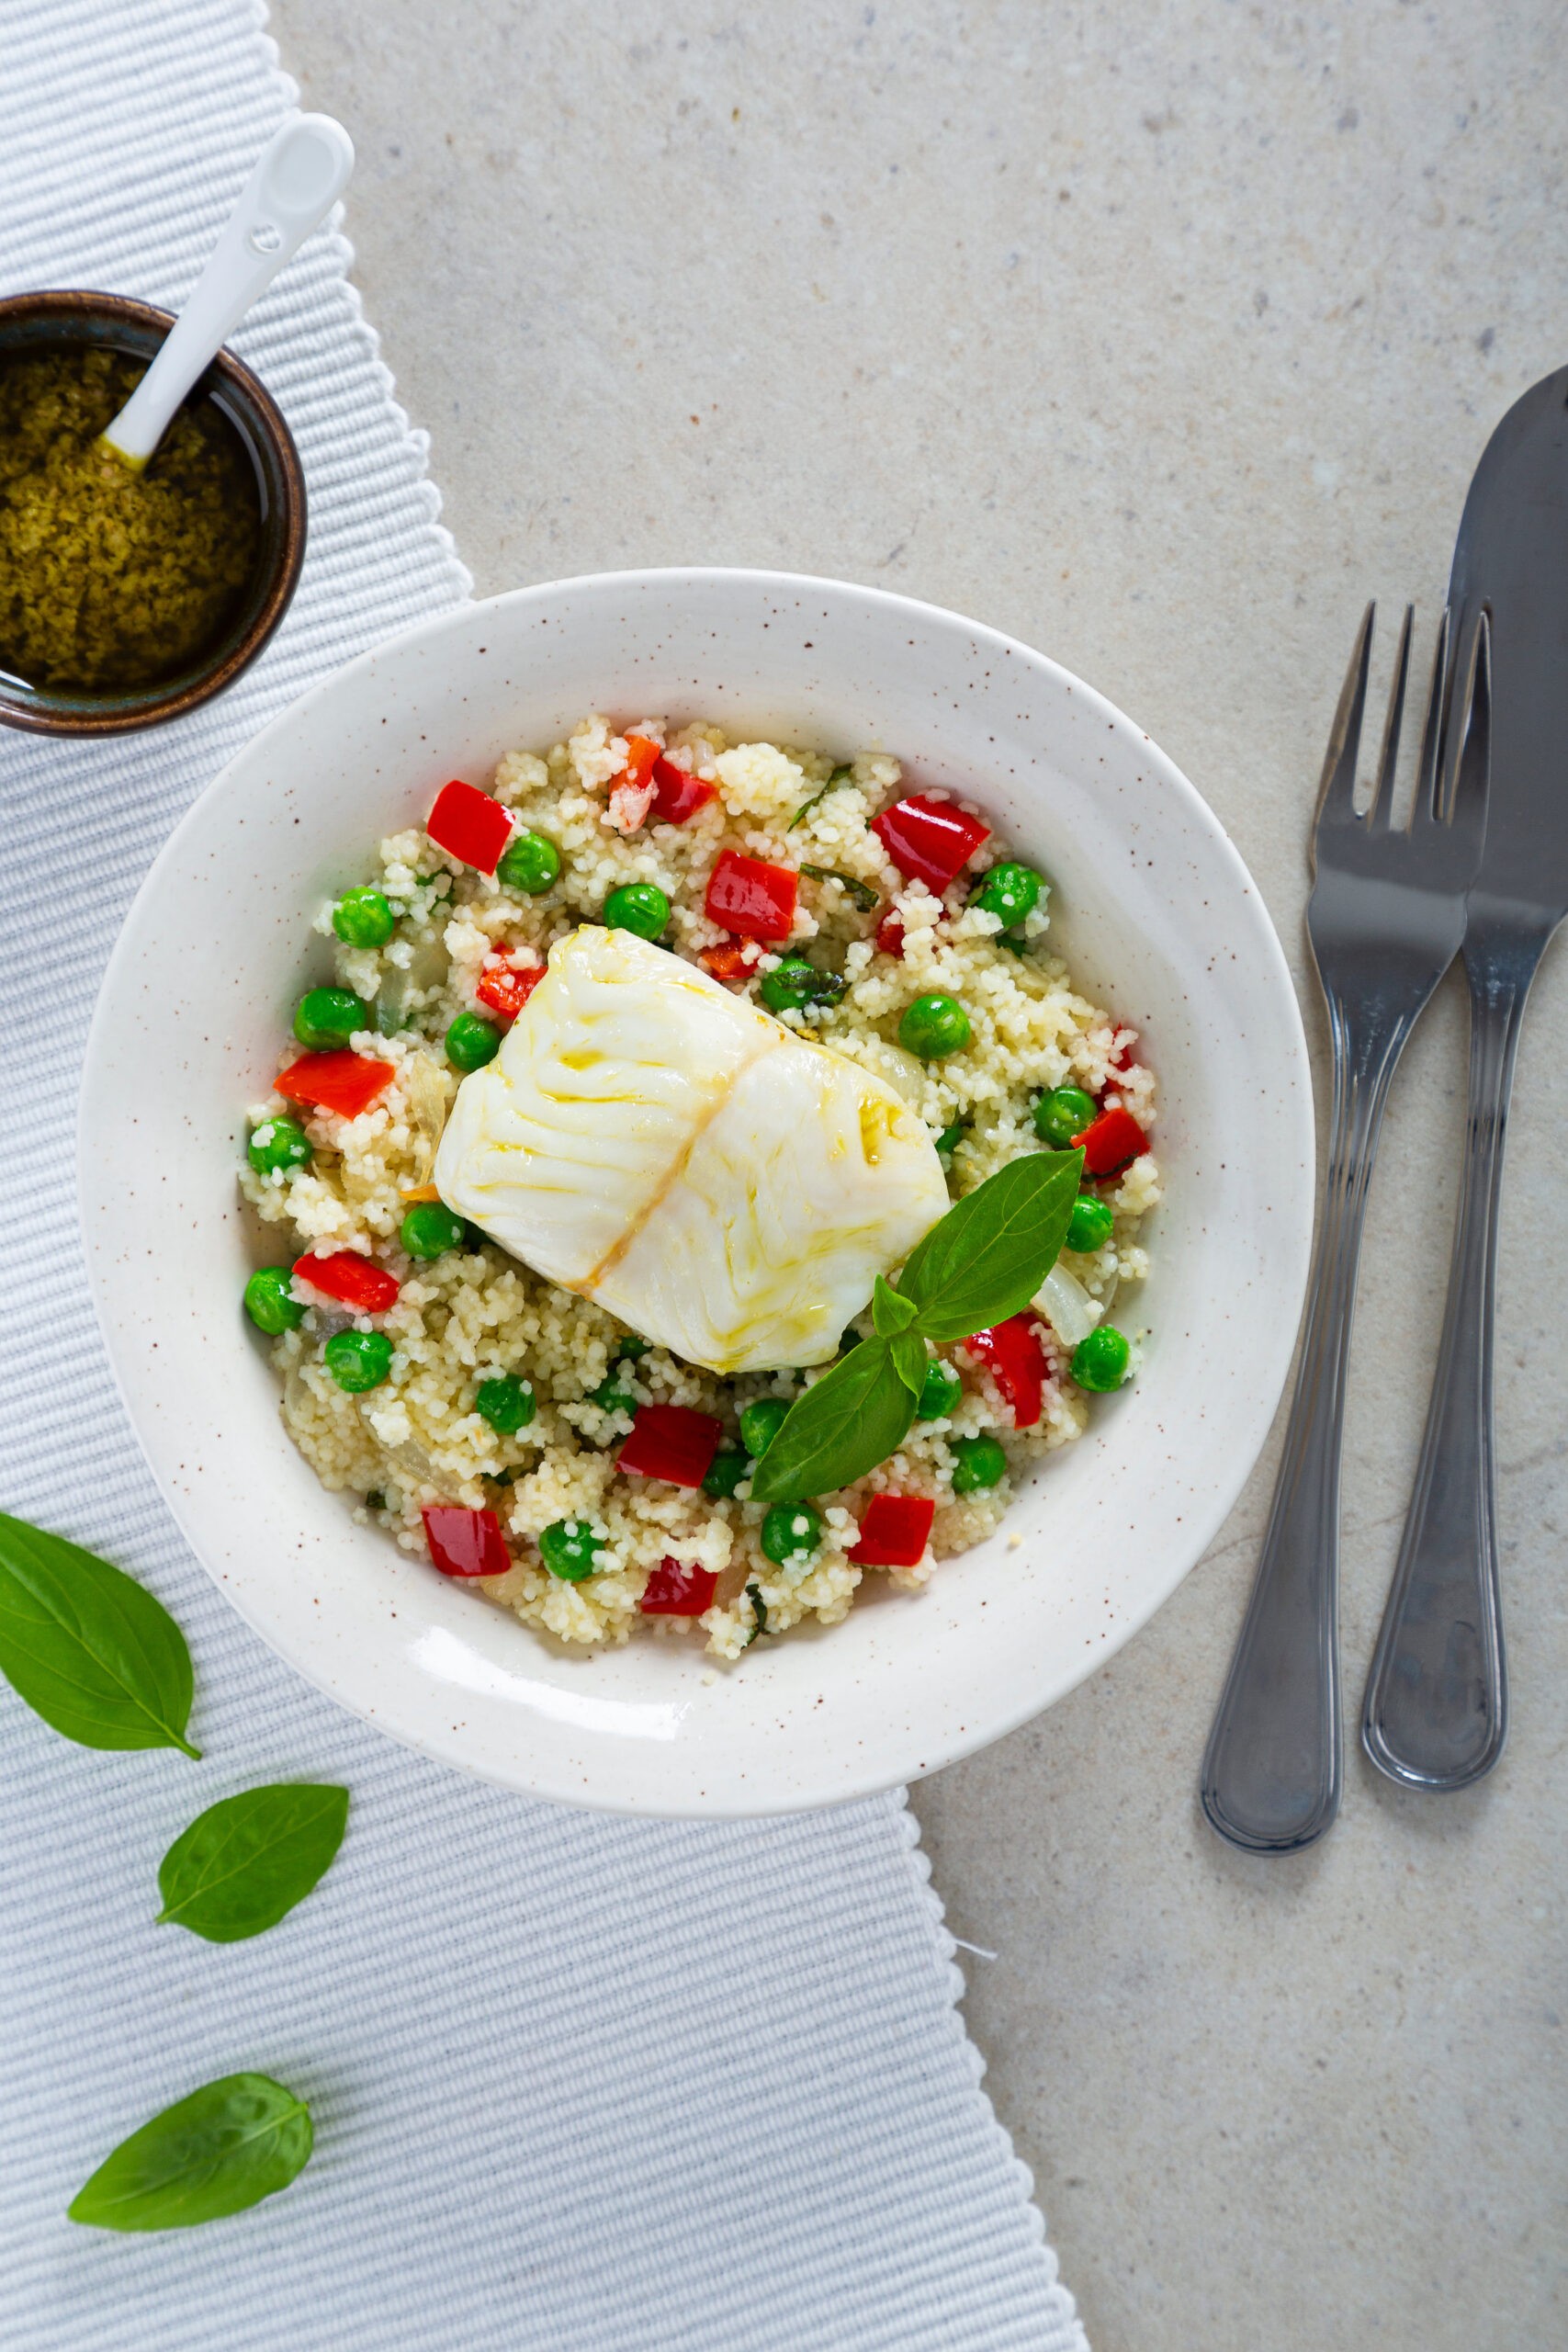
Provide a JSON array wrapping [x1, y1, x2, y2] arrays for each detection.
[[434, 926, 948, 1374]]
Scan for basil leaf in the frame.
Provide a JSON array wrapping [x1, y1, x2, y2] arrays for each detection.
[[889, 1329, 928, 1396], [872, 1273, 918, 1337], [157, 1784, 349, 1943], [748, 1336, 918, 1502], [900, 1148, 1083, 1342], [69, 2074, 312, 2233], [788, 765, 853, 830], [0, 1511, 198, 1757], [800, 863, 880, 911]]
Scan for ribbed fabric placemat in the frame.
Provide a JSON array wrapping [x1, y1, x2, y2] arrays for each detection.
[[0, 6, 1086, 2346]]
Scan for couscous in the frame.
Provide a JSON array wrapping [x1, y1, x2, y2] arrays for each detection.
[[241, 715, 1159, 1658]]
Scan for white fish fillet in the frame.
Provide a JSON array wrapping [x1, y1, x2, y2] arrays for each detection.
[[434, 926, 948, 1374]]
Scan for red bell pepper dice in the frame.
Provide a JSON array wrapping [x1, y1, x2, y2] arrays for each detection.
[[426, 779, 513, 875], [640, 1555, 719, 1616], [851, 1494, 937, 1567], [966, 1314, 1048, 1429], [476, 957, 544, 1023], [871, 795, 990, 893], [292, 1250, 401, 1313], [874, 911, 907, 959], [617, 1402, 724, 1487], [651, 754, 717, 824], [704, 849, 799, 942], [1074, 1104, 1147, 1178], [422, 1504, 511, 1579], [617, 734, 660, 786], [276, 1049, 396, 1120], [700, 939, 757, 984]]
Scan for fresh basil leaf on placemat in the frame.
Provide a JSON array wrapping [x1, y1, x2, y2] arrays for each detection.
[[68, 2074, 313, 2232], [749, 1337, 919, 1504], [0, 1510, 198, 1757], [898, 1148, 1082, 1342], [157, 1784, 349, 1943]]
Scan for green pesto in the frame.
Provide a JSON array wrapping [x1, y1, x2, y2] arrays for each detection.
[[0, 346, 260, 693]]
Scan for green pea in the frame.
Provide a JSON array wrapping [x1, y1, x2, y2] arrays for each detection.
[[949, 1433, 1007, 1494], [918, 1359, 963, 1421], [324, 1329, 394, 1393], [591, 1378, 637, 1416], [446, 1011, 502, 1071], [739, 1397, 791, 1460], [970, 861, 1043, 927], [614, 1334, 652, 1363], [761, 1502, 823, 1568], [333, 886, 396, 947], [247, 1116, 312, 1177], [1032, 1084, 1096, 1148], [603, 881, 671, 940], [476, 1374, 536, 1434], [1071, 1325, 1132, 1393], [399, 1200, 466, 1260], [540, 1518, 604, 1581], [899, 992, 971, 1059], [702, 1448, 749, 1499], [243, 1266, 304, 1334], [759, 955, 847, 1014], [1066, 1193, 1115, 1253], [496, 829, 561, 895], [294, 987, 369, 1050]]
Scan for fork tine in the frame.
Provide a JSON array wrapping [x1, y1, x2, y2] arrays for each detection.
[[1368, 604, 1413, 831], [1447, 605, 1491, 833], [1314, 601, 1374, 829], [1411, 604, 1452, 826]]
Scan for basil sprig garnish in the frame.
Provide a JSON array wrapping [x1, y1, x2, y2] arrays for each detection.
[[0, 1511, 198, 1757], [69, 2074, 313, 2232], [158, 1784, 349, 1943], [750, 1148, 1082, 1503]]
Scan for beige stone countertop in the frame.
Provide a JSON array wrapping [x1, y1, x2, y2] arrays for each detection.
[[273, 6, 1566, 2345]]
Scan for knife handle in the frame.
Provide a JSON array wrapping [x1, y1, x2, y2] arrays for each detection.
[[1360, 927, 1540, 1790]]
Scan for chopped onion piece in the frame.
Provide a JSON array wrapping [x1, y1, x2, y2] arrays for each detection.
[[1033, 1261, 1104, 1350]]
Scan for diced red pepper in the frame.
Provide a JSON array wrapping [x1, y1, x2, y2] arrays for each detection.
[[1108, 1028, 1138, 1073], [851, 1494, 937, 1567], [705, 849, 798, 942], [476, 956, 544, 1023], [651, 754, 717, 825], [617, 1402, 724, 1488], [276, 1049, 396, 1120], [426, 778, 513, 875], [292, 1250, 400, 1313], [874, 911, 906, 959], [871, 794, 990, 894], [1075, 1104, 1147, 1177], [617, 735, 661, 789], [422, 1504, 511, 1579], [639, 1555, 719, 1616], [700, 939, 759, 984], [966, 1314, 1048, 1429]]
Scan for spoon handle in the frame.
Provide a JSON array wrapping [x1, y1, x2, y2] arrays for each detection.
[[101, 112, 355, 467]]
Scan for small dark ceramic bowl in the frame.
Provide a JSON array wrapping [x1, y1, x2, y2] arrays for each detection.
[[0, 291, 306, 738]]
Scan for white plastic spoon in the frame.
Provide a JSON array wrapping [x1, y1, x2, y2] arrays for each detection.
[[100, 111, 355, 469]]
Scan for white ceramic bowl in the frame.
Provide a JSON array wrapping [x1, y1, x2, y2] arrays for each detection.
[[80, 570, 1313, 1815]]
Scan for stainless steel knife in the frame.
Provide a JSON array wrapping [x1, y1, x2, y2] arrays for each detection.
[[1361, 367, 1568, 1790]]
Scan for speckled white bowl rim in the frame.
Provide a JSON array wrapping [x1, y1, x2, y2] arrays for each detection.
[[78, 569, 1314, 1816]]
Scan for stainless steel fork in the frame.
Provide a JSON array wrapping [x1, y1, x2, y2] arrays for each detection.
[[1201, 604, 1491, 1853]]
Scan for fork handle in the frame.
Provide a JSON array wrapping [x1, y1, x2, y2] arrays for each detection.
[[1201, 1020, 1405, 1851], [1360, 921, 1546, 1790]]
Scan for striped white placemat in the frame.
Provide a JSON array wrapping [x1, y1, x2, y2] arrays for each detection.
[[0, 5, 1086, 2345]]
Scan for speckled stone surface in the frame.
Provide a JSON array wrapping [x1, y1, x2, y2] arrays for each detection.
[[270, 6, 1567, 2344]]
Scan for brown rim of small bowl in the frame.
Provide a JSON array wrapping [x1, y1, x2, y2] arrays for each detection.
[[0, 290, 307, 740]]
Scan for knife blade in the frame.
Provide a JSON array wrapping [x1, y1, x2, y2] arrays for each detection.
[[1361, 366, 1568, 1789]]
